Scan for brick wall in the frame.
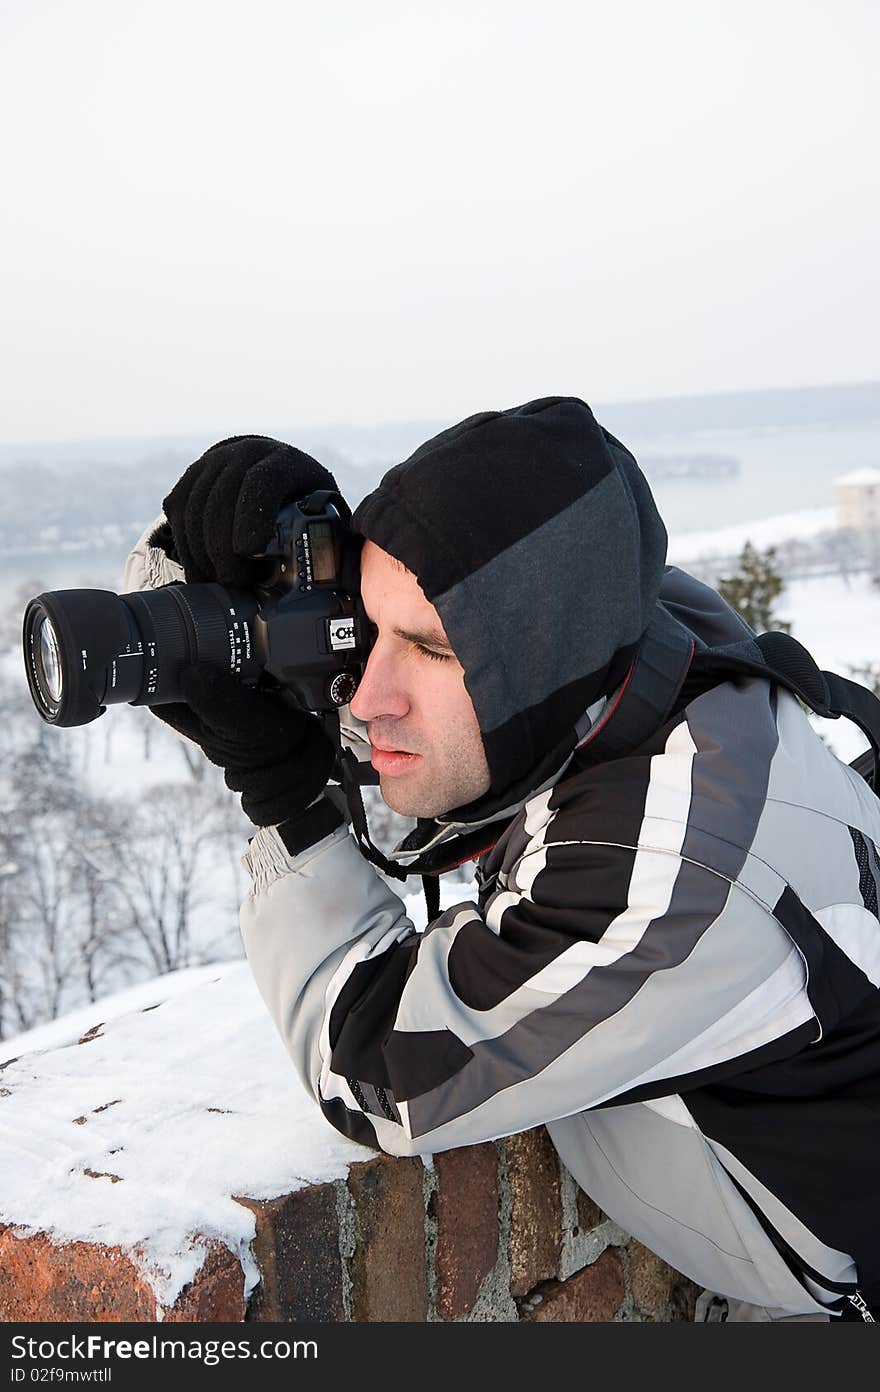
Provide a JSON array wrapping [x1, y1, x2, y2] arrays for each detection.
[[0, 1125, 699, 1322]]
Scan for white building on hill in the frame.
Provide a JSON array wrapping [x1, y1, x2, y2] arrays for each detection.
[[835, 468, 880, 532]]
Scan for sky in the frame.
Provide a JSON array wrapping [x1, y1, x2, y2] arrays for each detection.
[[0, 0, 877, 443]]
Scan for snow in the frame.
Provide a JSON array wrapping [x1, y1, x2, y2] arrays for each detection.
[[667, 506, 836, 563], [833, 468, 880, 488], [3, 504, 880, 1314], [781, 569, 877, 765], [0, 965, 233, 1060], [0, 878, 466, 1313], [0, 960, 382, 1315]]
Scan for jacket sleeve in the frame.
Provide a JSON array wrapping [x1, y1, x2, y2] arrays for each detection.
[[239, 810, 813, 1157], [121, 513, 185, 592]]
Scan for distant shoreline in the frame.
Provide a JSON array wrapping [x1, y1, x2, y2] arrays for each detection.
[[1, 380, 878, 465]]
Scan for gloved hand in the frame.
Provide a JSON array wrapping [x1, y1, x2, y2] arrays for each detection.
[[158, 664, 337, 829], [143, 434, 343, 830], [150, 434, 340, 585]]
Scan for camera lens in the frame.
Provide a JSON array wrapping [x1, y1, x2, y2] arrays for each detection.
[[22, 583, 261, 727], [39, 618, 63, 703]]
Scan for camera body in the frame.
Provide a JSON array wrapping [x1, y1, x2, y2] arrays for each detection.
[[246, 492, 368, 712], [22, 491, 372, 727]]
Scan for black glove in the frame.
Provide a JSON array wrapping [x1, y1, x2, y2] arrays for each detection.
[[151, 434, 340, 586], [159, 664, 337, 829], [146, 435, 343, 834]]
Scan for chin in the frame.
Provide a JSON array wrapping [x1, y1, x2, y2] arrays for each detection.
[[379, 776, 446, 820]]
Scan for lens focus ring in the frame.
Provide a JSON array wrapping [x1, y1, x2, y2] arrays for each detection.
[[122, 583, 260, 705], [170, 585, 239, 672], [124, 588, 192, 703]]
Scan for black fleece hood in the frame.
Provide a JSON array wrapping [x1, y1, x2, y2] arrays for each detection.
[[351, 396, 668, 825]]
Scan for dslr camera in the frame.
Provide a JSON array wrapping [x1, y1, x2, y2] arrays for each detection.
[[22, 491, 371, 728]]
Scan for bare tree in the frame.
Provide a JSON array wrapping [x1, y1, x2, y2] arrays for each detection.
[[177, 738, 207, 783], [847, 661, 880, 699], [0, 672, 92, 1034], [0, 578, 48, 650], [88, 781, 241, 976]]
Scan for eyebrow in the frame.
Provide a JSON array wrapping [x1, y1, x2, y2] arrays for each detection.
[[393, 625, 455, 654]]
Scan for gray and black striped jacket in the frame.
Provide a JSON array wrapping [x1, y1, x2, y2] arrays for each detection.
[[125, 396, 880, 1314], [237, 561, 880, 1314]]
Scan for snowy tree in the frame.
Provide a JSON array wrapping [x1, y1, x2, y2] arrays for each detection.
[[0, 578, 48, 650], [716, 540, 792, 634], [0, 671, 97, 1034], [85, 781, 245, 977], [0, 652, 249, 1037]]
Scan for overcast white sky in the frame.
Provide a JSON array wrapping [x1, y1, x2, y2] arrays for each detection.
[[0, 0, 877, 443]]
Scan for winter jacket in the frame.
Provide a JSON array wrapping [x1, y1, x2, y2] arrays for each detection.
[[125, 400, 880, 1317]]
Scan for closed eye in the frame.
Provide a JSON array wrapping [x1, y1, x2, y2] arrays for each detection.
[[414, 643, 452, 663]]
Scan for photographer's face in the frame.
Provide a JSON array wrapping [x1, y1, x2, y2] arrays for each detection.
[[349, 541, 491, 818]]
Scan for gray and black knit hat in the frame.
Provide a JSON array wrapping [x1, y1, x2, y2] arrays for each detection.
[[351, 396, 668, 821]]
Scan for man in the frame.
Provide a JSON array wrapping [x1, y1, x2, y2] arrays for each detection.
[[126, 397, 880, 1321]]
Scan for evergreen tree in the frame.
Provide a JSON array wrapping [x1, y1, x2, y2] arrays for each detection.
[[716, 540, 791, 634]]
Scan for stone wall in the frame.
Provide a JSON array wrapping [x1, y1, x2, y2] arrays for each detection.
[[0, 1126, 699, 1322]]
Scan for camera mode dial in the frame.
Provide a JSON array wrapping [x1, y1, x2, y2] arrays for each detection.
[[328, 671, 358, 706]]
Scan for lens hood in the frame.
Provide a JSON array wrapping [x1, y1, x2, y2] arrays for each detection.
[[22, 589, 138, 726]]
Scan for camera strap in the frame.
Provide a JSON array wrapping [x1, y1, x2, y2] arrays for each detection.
[[320, 711, 444, 923], [572, 602, 880, 793], [322, 609, 880, 931]]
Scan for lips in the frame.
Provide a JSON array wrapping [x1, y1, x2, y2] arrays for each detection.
[[369, 741, 422, 775]]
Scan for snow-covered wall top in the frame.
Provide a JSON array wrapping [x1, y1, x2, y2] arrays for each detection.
[[0, 961, 375, 1312]]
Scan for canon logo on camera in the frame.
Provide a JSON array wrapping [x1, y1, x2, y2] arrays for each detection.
[[328, 618, 356, 651]]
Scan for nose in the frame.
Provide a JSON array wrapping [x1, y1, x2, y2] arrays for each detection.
[[349, 645, 410, 723]]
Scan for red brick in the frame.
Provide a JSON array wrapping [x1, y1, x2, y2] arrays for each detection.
[[166, 1241, 247, 1322], [348, 1156, 427, 1321], [668, 1273, 702, 1322], [236, 1185, 343, 1321], [504, 1127, 562, 1297], [575, 1187, 606, 1234], [435, 1144, 499, 1319], [0, 1226, 154, 1321], [628, 1239, 676, 1314], [521, 1249, 625, 1322], [0, 1225, 244, 1322]]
